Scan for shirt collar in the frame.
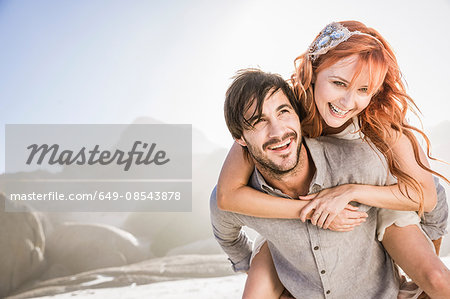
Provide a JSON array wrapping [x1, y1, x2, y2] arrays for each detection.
[[303, 137, 326, 191], [251, 166, 277, 192]]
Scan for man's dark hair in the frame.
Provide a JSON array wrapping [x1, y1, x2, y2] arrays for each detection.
[[224, 68, 302, 140]]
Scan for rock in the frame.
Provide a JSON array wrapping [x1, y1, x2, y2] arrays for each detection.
[[42, 222, 149, 280], [0, 193, 46, 298], [166, 238, 224, 256]]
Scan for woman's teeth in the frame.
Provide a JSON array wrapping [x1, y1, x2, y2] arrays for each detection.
[[329, 103, 349, 116], [269, 139, 291, 150]]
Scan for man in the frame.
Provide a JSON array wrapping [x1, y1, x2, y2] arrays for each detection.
[[210, 69, 400, 298]]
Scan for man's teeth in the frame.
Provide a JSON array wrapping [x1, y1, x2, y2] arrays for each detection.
[[270, 139, 291, 150], [329, 103, 349, 116]]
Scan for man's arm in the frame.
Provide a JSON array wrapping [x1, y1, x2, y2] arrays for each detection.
[[210, 186, 253, 272], [421, 176, 448, 241]]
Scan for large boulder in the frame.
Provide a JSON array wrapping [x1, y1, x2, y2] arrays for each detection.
[[42, 222, 149, 280], [0, 193, 46, 298]]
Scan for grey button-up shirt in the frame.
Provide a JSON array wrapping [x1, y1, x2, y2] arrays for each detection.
[[422, 176, 448, 240], [210, 136, 401, 299]]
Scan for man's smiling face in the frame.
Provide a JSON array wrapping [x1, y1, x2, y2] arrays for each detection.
[[236, 89, 302, 175]]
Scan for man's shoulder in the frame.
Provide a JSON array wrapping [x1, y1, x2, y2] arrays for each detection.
[[305, 136, 390, 186], [305, 136, 381, 161], [305, 135, 366, 147]]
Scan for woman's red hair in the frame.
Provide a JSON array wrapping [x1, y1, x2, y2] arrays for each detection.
[[292, 20, 448, 215]]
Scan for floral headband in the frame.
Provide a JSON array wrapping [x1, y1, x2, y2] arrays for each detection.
[[307, 22, 381, 62]]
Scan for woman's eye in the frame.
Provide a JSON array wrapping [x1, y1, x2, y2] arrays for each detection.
[[333, 81, 346, 87], [359, 87, 368, 93]]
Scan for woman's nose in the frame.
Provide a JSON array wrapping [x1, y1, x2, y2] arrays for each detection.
[[339, 91, 355, 109]]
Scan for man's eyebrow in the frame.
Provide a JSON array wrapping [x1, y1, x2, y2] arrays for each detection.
[[247, 104, 293, 124], [277, 104, 293, 111]]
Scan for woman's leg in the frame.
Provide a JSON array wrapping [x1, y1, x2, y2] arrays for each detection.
[[382, 224, 450, 299], [242, 241, 284, 299]]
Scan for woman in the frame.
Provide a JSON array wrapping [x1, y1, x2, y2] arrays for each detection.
[[217, 21, 450, 298]]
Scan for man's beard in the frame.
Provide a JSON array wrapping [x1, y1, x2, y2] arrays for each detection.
[[245, 132, 302, 177]]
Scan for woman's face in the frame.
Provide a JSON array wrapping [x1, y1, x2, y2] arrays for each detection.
[[313, 55, 373, 129]]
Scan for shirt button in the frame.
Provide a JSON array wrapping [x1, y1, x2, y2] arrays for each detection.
[[321, 270, 326, 274], [326, 290, 331, 294], [314, 246, 319, 250]]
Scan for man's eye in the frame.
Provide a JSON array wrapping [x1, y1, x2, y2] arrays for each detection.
[[253, 118, 265, 126], [280, 109, 290, 114]]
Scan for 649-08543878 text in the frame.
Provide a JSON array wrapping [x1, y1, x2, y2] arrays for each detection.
[[8, 191, 182, 201]]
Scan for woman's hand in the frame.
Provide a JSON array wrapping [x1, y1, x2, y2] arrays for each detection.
[[299, 184, 357, 229], [327, 206, 368, 232]]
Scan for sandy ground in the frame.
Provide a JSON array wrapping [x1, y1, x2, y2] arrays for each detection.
[[6, 255, 449, 299], [33, 274, 246, 299], [5, 254, 237, 299]]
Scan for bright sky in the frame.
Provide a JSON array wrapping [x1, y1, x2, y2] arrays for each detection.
[[1, 0, 450, 173]]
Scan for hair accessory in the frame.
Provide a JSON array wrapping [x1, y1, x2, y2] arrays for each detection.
[[307, 22, 377, 62]]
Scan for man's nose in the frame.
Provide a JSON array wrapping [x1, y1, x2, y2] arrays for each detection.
[[268, 120, 285, 138]]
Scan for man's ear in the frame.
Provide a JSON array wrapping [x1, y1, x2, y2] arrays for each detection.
[[235, 137, 247, 147]]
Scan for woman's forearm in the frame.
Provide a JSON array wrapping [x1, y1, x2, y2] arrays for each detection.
[[217, 184, 309, 218], [216, 143, 309, 218], [351, 183, 437, 212]]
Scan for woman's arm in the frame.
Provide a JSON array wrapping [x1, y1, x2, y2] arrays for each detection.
[[299, 132, 438, 228], [216, 142, 368, 229], [355, 132, 437, 211], [387, 131, 437, 211], [216, 142, 307, 218]]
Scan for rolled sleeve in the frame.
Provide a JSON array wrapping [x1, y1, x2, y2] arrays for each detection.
[[229, 256, 252, 273], [210, 186, 253, 272], [421, 176, 448, 240]]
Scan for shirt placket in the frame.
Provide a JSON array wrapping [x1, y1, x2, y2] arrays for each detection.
[[307, 183, 333, 298], [307, 223, 333, 298]]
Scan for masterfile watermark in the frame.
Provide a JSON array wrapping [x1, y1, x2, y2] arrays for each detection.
[[3, 124, 192, 212], [26, 141, 170, 171]]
